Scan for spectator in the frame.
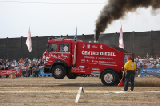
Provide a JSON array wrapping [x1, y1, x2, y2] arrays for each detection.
[[146, 53, 149, 62], [156, 62, 160, 68], [14, 64, 20, 78], [28, 63, 33, 77], [25, 64, 30, 77], [11, 62, 16, 69], [39, 57, 43, 64], [5, 64, 9, 78], [143, 63, 147, 69], [9, 62, 14, 70], [32, 64, 36, 77], [156, 57, 159, 63], [5, 64, 9, 70], [22, 65, 27, 77], [152, 63, 157, 68], [20, 58, 24, 63], [0, 59, 2, 66], [35, 64, 39, 77], [139, 56, 143, 63], [146, 61, 152, 68], [38, 63, 43, 77], [149, 56, 154, 64], [1, 63, 5, 70]]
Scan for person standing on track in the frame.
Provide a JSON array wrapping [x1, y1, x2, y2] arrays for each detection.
[[123, 56, 136, 91]]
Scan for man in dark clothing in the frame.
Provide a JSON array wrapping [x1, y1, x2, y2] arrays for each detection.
[[35, 65, 39, 77]]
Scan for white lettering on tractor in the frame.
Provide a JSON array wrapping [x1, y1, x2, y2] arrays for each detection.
[[100, 45, 103, 49], [100, 52, 103, 55], [82, 51, 116, 56]]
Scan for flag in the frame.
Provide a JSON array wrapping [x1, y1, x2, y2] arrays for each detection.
[[73, 27, 77, 67], [119, 25, 124, 49], [26, 27, 32, 52], [74, 27, 77, 40]]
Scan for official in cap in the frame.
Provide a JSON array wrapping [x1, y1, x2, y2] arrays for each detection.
[[123, 56, 136, 91]]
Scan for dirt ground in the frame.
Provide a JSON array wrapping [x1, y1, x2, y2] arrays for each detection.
[[0, 76, 160, 106]]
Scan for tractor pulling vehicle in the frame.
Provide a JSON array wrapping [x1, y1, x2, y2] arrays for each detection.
[[42, 37, 132, 85]]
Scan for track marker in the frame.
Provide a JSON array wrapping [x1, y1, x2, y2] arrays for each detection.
[[75, 87, 87, 103]]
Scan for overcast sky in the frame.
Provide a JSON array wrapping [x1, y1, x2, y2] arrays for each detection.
[[0, 0, 160, 38]]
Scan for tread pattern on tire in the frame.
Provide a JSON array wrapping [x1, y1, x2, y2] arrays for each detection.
[[101, 70, 119, 86]]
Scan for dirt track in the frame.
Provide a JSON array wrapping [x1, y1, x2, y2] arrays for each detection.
[[0, 76, 160, 106]]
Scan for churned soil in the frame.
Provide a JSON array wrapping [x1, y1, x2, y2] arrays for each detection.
[[0, 76, 160, 106]]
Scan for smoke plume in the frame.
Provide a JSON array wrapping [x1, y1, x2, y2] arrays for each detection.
[[95, 0, 160, 41]]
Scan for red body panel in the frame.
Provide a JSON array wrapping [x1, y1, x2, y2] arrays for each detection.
[[71, 42, 124, 74]]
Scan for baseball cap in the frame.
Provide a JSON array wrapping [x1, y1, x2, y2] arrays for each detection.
[[127, 56, 132, 60]]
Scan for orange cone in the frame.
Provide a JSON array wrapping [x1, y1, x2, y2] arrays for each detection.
[[117, 79, 123, 87]]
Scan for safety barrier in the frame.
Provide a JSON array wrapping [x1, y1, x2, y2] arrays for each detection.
[[140, 68, 160, 78], [39, 69, 52, 76], [0, 70, 22, 76]]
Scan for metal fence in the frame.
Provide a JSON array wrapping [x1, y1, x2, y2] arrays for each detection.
[[0, 30, 160, 61]]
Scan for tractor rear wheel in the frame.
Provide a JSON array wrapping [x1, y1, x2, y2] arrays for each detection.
[[101, 70, 119, 86]]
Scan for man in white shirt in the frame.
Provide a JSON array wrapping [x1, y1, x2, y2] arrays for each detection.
[[146, 61, 152, 68], [14, 65, 20, 77], [156, 62, 160, 68]]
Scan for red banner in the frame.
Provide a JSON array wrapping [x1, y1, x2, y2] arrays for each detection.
[[0, 70, 22, 76]]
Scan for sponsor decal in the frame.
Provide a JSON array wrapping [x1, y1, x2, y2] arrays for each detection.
[[92, 68, 100, 71], [81, 59, 85, 61], [84, 56, 95, 59], [79, 66, 85, 68], [92, 45, 98, 48], [82, 44, 85, 48], [0, 70, 22, 75], [92, 60, 98, 63], [80, 71, 85, 72], [87, 44, 90, 48], [91, 71, 100, 75], [82, 51, 116, 56], [140, 68, 160, 75], [98, 57, 113, 60], [64, 46, 68, 52]]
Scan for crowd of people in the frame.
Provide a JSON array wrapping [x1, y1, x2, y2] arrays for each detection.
[[135, 53, 160, 69], [0, 57, 44, 78], [0, 53, 160, 78]]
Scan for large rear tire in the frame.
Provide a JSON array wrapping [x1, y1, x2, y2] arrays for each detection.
[[52, 65, 66, 79], [101, 70, 119, 86]]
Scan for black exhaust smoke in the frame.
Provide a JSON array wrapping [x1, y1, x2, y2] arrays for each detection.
[[95, 0, 160, 41]]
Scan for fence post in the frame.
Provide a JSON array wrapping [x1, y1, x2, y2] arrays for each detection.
[[82, 34, 84, 41], [6, 37, 8, 60], [150, 30, 153, 56], [21, 36, 23, 58], [132, 31, 135, 53], [36, 36, 38, 59]]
